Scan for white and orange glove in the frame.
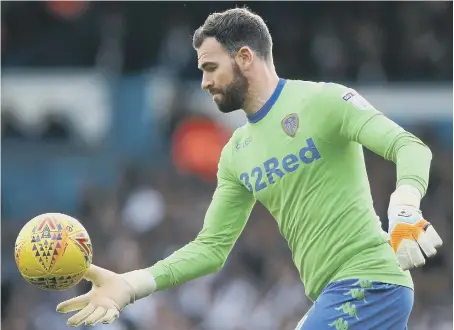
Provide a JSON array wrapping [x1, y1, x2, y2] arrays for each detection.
[[57, 265, 156, 327], [388, 185, 443, 271]]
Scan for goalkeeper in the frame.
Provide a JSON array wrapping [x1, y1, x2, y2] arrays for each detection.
[[57, 8, 443, 329]]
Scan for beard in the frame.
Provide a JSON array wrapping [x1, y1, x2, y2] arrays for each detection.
[[211, 63, 249, 113]]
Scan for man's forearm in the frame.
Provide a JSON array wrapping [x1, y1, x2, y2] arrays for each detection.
[[146, 238, 226, 291], [118, 238, 226, 302], [393, 132, 432, 197], [143, 187, 254, 292], [354, 114, 432, 197]]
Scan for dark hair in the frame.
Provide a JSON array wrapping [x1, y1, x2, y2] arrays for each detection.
[[192, 7, 272, 60]]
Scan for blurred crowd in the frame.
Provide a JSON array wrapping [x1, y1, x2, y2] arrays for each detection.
[[2, 2, 452, 81], [1, 2, 453, 330]]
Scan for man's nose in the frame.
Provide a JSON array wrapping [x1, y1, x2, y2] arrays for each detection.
[[201, 74, 213, 90]]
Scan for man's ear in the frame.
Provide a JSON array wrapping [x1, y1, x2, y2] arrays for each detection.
[[235, 46, 254, 71]]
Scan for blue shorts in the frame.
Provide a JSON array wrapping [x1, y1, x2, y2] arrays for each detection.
[[296, 279, 414, 330]]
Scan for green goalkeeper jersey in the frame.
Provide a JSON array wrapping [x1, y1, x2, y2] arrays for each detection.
[[149, 79, 432, 301]]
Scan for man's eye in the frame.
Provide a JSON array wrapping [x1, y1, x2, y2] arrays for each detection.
[[205, 66, 217, 72]]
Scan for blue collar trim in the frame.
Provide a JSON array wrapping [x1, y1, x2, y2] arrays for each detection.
[[247, 78, 286, 124]]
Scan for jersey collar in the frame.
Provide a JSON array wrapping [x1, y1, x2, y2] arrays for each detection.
[[247, 78, 287, 124]]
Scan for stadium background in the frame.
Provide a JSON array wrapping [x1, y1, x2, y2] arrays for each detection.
[[1, 2, 452, 330]]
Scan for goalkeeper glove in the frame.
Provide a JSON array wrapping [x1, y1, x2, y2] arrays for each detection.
[[56, 265, 156, 327], [388, 185, 443, 271]]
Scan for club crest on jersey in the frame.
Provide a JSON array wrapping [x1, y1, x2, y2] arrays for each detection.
[[281, 113, 299, 137]]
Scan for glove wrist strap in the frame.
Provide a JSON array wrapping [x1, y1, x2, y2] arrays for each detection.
[[389, 184, 422, 210], [121, 269, 157, 302]]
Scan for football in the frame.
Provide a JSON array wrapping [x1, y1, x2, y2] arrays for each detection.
[[14, 213, 93, 290]]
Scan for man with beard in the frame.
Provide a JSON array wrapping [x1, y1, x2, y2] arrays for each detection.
[[56, 7, 442, 330]]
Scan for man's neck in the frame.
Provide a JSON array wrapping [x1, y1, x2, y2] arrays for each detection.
[[243, 70, 280, 116]]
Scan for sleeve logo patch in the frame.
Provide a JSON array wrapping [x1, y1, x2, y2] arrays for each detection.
[[341, 90, 373, 110]]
